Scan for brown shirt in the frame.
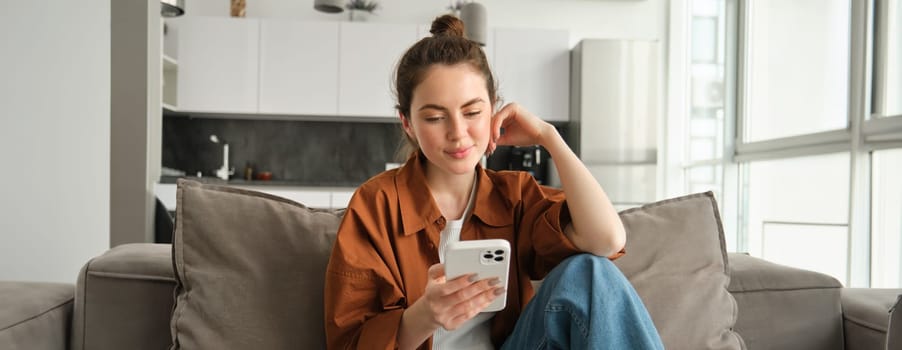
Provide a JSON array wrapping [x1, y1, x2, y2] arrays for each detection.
[[324, 152, 623, 349]]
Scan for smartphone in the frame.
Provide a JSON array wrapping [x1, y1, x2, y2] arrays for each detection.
[[444, 239, 511, 312]]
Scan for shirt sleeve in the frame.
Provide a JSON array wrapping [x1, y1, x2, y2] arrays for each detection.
[[515, 173, 625, 280], [324, 193, 406, 350], [514, 173, 580, 280]]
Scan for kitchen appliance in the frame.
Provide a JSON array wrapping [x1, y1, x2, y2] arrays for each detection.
[[570, 39, 661, 205], [487, 145, 550, 185]]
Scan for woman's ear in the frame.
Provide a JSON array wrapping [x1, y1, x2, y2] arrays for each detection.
[[400, 113, 415, 139]]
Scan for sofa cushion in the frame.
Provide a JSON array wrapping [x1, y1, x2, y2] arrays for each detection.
[[170, 179, 343, 349], [613, 192, 744, 350], [0, 281, 74, 350]]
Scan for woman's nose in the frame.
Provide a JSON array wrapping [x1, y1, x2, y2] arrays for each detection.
[[447, 114, 468, 139]]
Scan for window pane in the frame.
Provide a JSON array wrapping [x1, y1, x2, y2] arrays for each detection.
[[692, 18, 718, 62], [876, 0, 902, 117], [871, 149, 902, 287], [743, 153, 850, 283], [687, 165, 722, 199], [688, 0, 726, 162], [744, 0, 850, 141], [763, 223, 848, 283]]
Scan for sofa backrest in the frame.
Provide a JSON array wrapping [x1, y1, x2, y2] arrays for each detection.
[[165, 181, 743, 349]]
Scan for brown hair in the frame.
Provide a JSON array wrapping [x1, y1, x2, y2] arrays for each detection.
[[392, 15, 498, 159]]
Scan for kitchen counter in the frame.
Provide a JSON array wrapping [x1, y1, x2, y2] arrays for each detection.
[[158, 175, 360, 190], [155, 176, 357, 211]]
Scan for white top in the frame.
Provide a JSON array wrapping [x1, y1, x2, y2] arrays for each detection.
[[433, 176, 495, 350]]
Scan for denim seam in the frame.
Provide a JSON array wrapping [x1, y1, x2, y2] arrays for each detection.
[[546, 304, 590, 340]]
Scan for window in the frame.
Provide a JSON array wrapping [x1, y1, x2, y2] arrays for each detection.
[[874, 0, 902, 118], [743, 0, 850, 141], [681, 0, 734, 249], [871, 149, 902, 287], [669, 0, 902, 287], [689, 0, 726, 162]]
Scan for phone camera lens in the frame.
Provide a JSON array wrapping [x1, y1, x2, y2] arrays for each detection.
[[483, 254, 494, 259], [494, 256, 504, 262], [495, 250, 504, 255]]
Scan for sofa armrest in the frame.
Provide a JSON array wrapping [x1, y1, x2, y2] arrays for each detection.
[[890, 294, 901, 350], [71, 243, 175, 350], [727, 253, 844, 350], [842, 288, 902, 350]]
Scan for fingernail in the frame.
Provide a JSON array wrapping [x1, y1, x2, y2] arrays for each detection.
[[489, 278, 501, 286], [468, 274, 478, 283], [494, 288, 506, 295]]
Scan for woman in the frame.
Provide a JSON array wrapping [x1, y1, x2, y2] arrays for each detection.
[[324, 15, 663, 350]]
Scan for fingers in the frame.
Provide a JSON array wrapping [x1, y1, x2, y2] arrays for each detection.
[[443, 284, 505, 330], [421, 275, 506, 330], [491, 103, 516, 142], [427, 263, 445, 280], [489, 102, 551, 148], [488, 103, 517, 155]]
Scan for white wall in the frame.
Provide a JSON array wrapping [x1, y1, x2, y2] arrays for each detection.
[[0, 1, 111, 283], [185, 0, 667, 46]]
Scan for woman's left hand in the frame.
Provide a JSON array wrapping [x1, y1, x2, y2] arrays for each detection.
[[487, 103, 555, 155]]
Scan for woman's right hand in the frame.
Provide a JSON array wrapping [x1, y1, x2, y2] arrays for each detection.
[[398, 263, 504, 349], [418, 263, 504, 331]]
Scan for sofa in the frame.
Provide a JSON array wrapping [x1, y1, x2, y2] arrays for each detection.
[[2, 181, 900, 349]]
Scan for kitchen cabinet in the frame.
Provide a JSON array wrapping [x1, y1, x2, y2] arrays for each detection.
[[492, 28, 570, 122], [338, 22, 418, 118], [162, 54, 178, 110], [171, 18, 564, 120], [162, 18, 179, 110], [259, 20, 340, 116], [177, 17, 259, 114]]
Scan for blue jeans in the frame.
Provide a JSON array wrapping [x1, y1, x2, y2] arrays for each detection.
[[501, 254, 664, 350]]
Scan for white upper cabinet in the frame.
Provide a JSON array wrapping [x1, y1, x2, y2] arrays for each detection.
[[338, 22, 418, 118], [493, 28, 570, 122], [177, 17, 259, 114], [259, 20, 340, 116], [173, 19, 567, 120]]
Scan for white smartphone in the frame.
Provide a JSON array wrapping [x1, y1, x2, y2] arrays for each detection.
[[444, 239, 512, 312]]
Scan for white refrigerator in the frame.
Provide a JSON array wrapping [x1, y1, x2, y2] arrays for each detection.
[[569, 39, 662, 210]]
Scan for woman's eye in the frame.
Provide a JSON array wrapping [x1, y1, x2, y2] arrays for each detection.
[[424, 116, 443, 122], [465, 111, 481, 118]]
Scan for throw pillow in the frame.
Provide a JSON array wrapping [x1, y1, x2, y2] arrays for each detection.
[[613, 192, 745, 350], [170, 179, 344, 349]]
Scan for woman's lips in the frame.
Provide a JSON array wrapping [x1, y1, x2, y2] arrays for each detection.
[[446, 146, 473, 159]]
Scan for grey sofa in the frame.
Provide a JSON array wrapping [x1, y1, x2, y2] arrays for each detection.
[[3, 249, 901, 350], [2, 187, 901, 350], [2, 245, 892, 350]]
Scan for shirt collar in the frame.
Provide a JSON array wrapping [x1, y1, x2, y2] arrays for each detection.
[[395, 151, 513, 236]]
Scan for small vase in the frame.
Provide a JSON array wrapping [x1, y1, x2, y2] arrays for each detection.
[[348, 9, 371, 22], [230, 0, 246, 18]]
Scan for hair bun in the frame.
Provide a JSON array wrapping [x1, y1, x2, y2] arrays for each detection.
[[430, 15, 465, 38]]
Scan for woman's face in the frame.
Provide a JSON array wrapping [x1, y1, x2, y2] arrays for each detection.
[[403, 63, 492, 177]]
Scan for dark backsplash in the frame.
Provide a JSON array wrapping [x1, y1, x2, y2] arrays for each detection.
[[162, 116, 407, 187]]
